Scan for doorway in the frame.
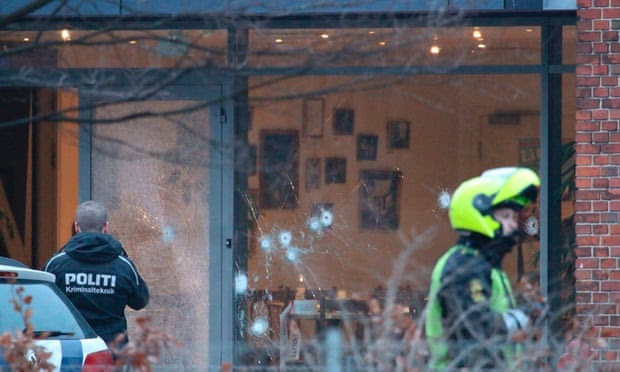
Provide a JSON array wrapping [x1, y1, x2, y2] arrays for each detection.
[[81, 84, 232, 369], [0, 87, 67, 268]]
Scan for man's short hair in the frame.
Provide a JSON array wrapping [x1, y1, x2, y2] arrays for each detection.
[[75, 201, 108, 232]]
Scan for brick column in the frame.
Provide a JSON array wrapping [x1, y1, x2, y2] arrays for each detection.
[[576, 0, 620, 365]]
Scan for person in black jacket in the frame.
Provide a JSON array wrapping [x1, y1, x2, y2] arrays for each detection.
[[44, 200, 149, 346]]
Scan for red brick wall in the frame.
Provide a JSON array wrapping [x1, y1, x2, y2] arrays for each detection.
[[576, 0, 620, 365]]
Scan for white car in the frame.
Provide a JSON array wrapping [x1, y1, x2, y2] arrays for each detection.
[[0, 263, 115, 371]]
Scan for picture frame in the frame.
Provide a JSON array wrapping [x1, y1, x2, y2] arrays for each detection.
[[312, 202, 333, 217], [305, 157, 321, 191], [259, 130, 299, 209], [311, 202, 334, 228], [387, 120, 410, 149], [359, 170, 402, 229], [518, 138, 540, 170], [325, 157, 347, 184], [333, 107, 354, 135], [357, 134, 378, 161], [302, 98, 325, 138]]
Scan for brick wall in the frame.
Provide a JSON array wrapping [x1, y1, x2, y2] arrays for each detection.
[[576, 0, 620, 365]]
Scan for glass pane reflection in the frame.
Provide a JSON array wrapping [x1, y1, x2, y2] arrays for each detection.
[[250, 26, 540, 68], [0, 29, 227, 68], [92, 100, 211, 369], [241, 73, 554, 365]]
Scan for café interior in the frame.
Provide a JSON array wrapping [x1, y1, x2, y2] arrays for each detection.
[[0, 15, 576, 368]]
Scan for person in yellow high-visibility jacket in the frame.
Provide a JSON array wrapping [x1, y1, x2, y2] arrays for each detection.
[[425, 167, 540, 370]]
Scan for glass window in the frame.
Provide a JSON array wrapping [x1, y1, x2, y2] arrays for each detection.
[[249, 26, 540, 68], [241, 72, 545, 365], [0, 29, 227, 68], [90, 98, 214, 368], [563, 25, 576, 65], [0, 281, 89, 338]]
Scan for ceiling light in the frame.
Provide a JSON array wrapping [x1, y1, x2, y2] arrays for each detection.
[[275, 38, 283, 43], [368, 31, 375, 35], [129, 40, 137, 45], [320, 33, 329, 39], [430, 45, 440, 55], [473, 30, 482, 39], [477, 43, 487, 48], [525, 28, 534, 32], [60, 29, 71, 41], [378, 41, 387, 46], [23, 37, 30, 42]]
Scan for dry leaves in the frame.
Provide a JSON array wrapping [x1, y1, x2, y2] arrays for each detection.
[[111, 317, 182, 372], [0, 285, 55, 372]]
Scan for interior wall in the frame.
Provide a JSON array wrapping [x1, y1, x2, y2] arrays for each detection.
[[55, 30, 227, 68], [246, 74, 553, 297]]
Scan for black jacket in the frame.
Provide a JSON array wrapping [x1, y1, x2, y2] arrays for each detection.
[[44, 232, 149, 343]]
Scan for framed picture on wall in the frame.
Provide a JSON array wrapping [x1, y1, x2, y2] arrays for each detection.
[[357, 134, 378, 161], [312, 202, 333, 217], [302, 98, 325, 138], [333, 107, 354, 135], [311, 202, 334, 228], [387, 120, 410, 149], [259, 130, 299, 209], [518, 138, 539, 170], [359, 169, 402, 229], [325, 157, 347, 184], [305, 157, 321, 191]]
